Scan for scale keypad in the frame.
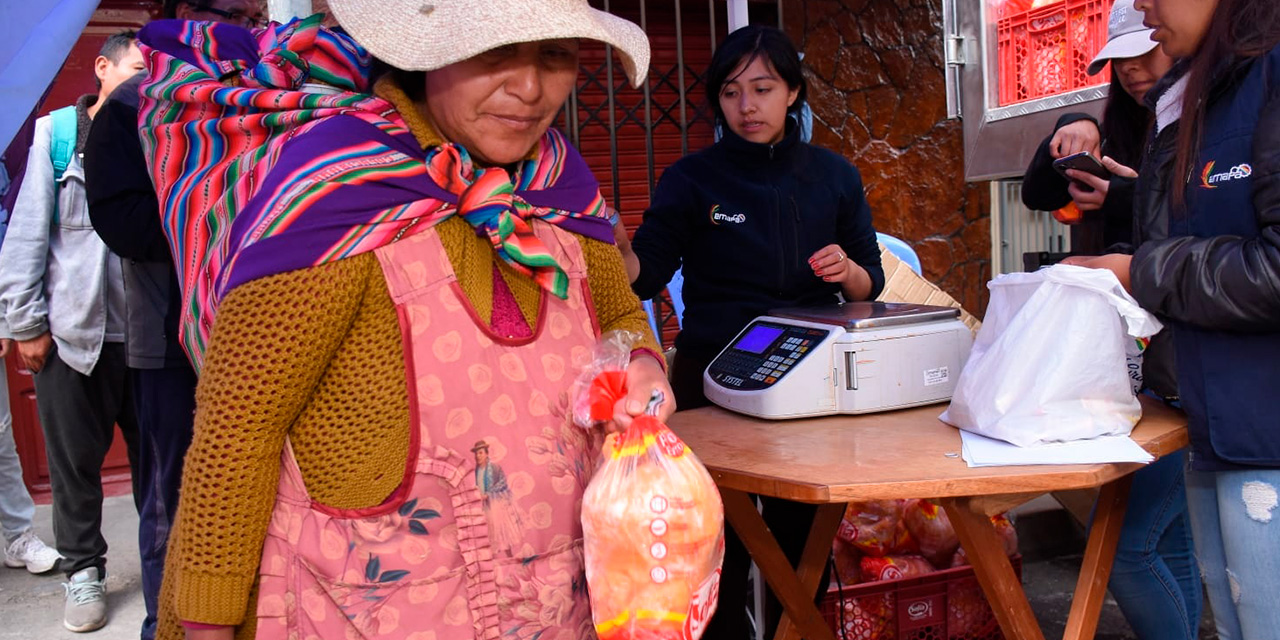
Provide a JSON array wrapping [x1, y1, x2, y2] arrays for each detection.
[[708, 323, 829, 391]]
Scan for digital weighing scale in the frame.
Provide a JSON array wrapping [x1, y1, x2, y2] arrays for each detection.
[[703, 302, 973, 419]]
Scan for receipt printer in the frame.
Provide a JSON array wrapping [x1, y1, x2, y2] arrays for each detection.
[[703, 302, 973, 419]]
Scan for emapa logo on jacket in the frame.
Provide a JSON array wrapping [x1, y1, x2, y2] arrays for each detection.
[[1200, 161, 1252, 188], [709, 204, 746, 225]]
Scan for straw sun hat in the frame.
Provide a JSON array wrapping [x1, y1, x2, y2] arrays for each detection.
[[327, 0, 651, 87]]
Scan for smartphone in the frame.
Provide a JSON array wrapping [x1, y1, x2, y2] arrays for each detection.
[[1053, 151, 1111, 180]]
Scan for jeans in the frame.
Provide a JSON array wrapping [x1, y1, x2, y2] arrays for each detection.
[[1106, 450, 1202, 640], [132, 364, 197, 640], [0, 360, 37, 544], [1185, 464, 1280, 640]]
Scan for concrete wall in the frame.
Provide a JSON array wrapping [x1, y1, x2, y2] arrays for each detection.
[[784, 0, 992, 315]]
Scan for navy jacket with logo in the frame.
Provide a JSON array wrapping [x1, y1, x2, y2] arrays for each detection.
[[1131, 44, 1280, 470], [630, 122, 884, 358]]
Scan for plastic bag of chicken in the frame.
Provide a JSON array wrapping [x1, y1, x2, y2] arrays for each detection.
[[574, 332, 726, 640], [902, 499, 960, 568], [837, 500, 917, 557]]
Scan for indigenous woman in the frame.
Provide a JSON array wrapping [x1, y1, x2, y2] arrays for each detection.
[[137, 1, 672, 638]]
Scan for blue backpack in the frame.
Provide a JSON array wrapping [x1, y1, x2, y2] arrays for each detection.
[[47, 105, 77, 223]]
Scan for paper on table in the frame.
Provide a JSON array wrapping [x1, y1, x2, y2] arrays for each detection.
[[959, 429, 1155, 468]]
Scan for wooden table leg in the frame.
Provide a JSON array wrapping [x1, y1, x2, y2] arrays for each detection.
[[1050, 489, 1100, 529], [774, 502, 845, 640], [941, 497, 1047, 640], [1062, 474, 1132, 640], [720, 488, 838, 640]]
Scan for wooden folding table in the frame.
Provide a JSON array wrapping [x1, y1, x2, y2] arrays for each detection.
[[666, 396, 1187, 640]]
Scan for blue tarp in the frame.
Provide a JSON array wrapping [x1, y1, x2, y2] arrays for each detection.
[[0, 1, 101, 152]]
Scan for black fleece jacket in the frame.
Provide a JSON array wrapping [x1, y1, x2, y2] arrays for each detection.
[[630, 123, 884, 358], [85, 73, 189, 369]]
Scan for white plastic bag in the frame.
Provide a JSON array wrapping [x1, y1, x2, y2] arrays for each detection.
[[939, 265, 1163, 446]]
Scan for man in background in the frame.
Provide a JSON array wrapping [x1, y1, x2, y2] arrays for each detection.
[[0, 31, 145, 633]]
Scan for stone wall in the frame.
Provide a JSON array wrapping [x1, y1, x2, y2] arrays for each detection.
[[784, 0, 992, 315]]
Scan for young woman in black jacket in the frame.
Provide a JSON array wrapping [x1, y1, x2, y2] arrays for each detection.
[[617, 26, 884, 411], [615, 25, 884, 639], [1076, 0, 1280, 636]]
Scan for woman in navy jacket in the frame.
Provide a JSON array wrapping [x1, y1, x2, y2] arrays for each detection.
[[618, 26, 884, 411], [616, 25, 884, 639], [1076, 0, 1280, 635]]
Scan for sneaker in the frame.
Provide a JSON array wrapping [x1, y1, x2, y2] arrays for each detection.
[[3, 529, 61, 574], [63, 567, 107, 633]]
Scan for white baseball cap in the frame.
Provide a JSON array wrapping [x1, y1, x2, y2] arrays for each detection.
[[1086, 0, 1159, 76]]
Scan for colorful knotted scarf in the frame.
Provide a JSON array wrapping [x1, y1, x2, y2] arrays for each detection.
[[137, 16, 613, 371]]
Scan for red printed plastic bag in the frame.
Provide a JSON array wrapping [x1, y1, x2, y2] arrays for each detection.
[[902, 499, 959, 568], [837, 500, 916, 557], [859, 554, 936, 582], [832, 538, 862, 585], [576, 332, 726, 640], [950, 512, 1019, 566]]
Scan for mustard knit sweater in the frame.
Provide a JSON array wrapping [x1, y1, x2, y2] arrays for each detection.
[[156, 79, 659, 640]]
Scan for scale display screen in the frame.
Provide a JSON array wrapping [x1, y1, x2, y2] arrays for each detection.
[[708, 321, 830, 391], [733, 324, 784, 354]]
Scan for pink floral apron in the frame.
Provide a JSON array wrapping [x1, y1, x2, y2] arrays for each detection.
[[255, 221, 604, 640]]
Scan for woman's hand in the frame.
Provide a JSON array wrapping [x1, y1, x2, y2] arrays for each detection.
[[610, 354, 674, 432], [810, 244, 854, 283], [1065, 156, 1137, 211], [1100, 156, 1138, 179], [1065, 169, 1110, 211], [810, 244, 873, 301], [1061, 253, 1133, 292], [1049, 120, 1101, 159]]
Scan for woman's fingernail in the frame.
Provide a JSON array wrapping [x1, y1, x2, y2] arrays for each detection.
[[627, 400, 643, 414]]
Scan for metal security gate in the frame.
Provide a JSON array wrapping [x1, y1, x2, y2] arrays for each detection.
[[992, 180, 1072, 274]]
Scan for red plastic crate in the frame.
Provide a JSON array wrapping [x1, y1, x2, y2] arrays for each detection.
[[821, 556, 1023, 640], [997, 0, 1113, 106]]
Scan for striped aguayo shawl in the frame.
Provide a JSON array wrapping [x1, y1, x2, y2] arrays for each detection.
[[137, 16, 613, 371]]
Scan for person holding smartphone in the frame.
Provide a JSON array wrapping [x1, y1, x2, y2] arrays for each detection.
[[1025, 4, 1203, 640], [1021, 0, 1175, 256]]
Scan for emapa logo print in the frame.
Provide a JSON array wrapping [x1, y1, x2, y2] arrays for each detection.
[[709, 204, 746, 225], [1200, 160, 1253, 189]]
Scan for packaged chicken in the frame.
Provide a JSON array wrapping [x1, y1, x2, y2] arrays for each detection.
[[859, 554, 936, 582], [837, 500, 917, 557], [902, 499, 960, 568], [574, 332, 725, 640], [950, 512, 1019, 566], [831, 538, 862, 586]]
